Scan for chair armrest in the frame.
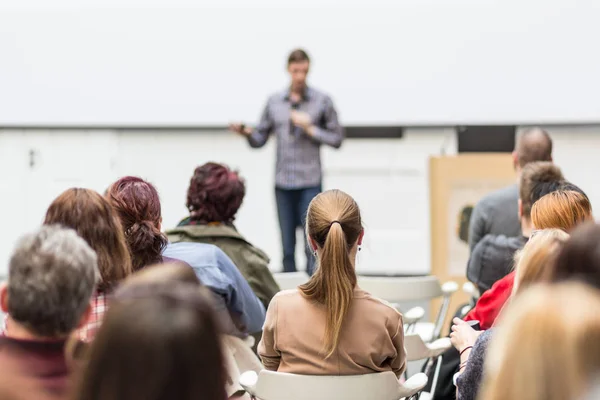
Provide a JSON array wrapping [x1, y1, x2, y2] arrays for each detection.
[[442, 281, 459, 296], [239, 371, 258, 395], [462, 282, 480, 298], [399, 373, 428, 398], [403, 307, 425, 325], [425, 337, 452, 358]]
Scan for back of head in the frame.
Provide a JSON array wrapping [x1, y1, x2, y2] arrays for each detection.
[[186, 162, 246, 224], [548, 222, 600, 291], [106, 177, 168, 271], [513, 229, 569, 295], [7, 225, 98, 337], [515, 128, 553, 168], [531, 190, 593, 232], [299, 189, 362, 358], [519, 161, 564, 216], [44, 188, 132, 292], [75, 283, 226, 400], [481, 282, 600, 400]]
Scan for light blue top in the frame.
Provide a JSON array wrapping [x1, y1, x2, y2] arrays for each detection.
[[163, 242, 266, 334]]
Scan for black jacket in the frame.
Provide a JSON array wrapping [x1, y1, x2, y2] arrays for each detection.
[[467, 234, 526, 293]]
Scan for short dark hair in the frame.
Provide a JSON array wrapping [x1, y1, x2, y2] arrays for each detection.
[[547, 222, 600, 291], [288, 48, 310, 65], [516, 128, 553, 167], [186, 162, 245, 224], [75, 283, 226, 400], [519, 161, 564, 216]]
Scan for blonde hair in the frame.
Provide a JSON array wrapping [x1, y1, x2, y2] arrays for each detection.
[[480, 282, 600, 400], [299, 190, 363, 358], [531, 190, 592, 232], [512, 229, 569, 296]]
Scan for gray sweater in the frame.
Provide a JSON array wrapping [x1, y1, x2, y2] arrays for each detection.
[[468, 184, 520, 252], [456, 329, 494, 400]]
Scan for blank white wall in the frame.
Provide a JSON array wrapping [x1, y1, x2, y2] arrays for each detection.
[[2, 127, 600, 277]]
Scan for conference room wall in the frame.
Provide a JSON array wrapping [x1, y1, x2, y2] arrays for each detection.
[[0, 127, 598, 276]]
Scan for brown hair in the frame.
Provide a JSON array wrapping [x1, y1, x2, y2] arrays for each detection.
[[512, 229, 569, 296], [121, 262, 200, 287], [299, 189, 362, 358], [515, 128, 553, 167], [287, 48, 310, 65], [44, 188, 132, 293], [106, 176, 168, 272], [73, 283, 226, 400], [519, 161, 564, 216], [547, 222, 600, 291], [531, 190, 593, 232], [481, 282, 600, 400]]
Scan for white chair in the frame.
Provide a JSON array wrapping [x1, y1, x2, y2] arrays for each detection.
[[357, 275, 458, 342], [404, 334, 453, 400], [273, 271, 310, 291], [239, 370, 428, 400]]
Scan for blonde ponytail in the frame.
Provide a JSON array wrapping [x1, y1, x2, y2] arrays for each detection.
[[299, 190, 362, 358]]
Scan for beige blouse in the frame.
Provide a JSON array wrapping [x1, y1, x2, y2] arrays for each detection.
[[258, 287, 406, 377]]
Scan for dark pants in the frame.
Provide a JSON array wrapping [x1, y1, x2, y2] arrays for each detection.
[[275, 185, 321, 275]]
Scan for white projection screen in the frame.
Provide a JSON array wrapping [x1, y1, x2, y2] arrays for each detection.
[[0, 0, 599, 126]]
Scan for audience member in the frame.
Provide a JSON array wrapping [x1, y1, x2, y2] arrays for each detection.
[[467, 161, 563, 293], [451, 229, 569, 400], [44, 188, 132, 341], [73, 282, 227, 400], [531, 190, 593, 233], [468, 128, 553, 251], [107, 176, 266, 335], [0, 226, 98, 400], [546, 221, 600, 291], [433, 180, 592, 400], [105, 176, 168, 271], [167, 162, 280, 308], [480, 282, 600, 400], [258, 189, 406, 376]]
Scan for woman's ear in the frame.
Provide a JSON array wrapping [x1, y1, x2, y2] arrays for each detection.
[[358, 229, 365, 246], [518, 199, 523, 219], [309, 236, 318, 252], [0, 283, 9, 313]]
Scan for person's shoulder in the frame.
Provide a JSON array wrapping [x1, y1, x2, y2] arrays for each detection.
[[476, 233, 523, 254], [476, 184, 518, 207], [355, 289, 402, 319]]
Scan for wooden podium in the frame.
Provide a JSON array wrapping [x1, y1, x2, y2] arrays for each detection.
[[429, 154, 516, 331]]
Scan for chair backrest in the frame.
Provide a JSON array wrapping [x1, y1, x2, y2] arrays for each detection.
[[357, 275, 443, 303], [247, 370, 407, 400], [273, 272, 310, 291]]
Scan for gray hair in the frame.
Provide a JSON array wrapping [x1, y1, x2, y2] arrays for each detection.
[[8, 225, 99, 337]]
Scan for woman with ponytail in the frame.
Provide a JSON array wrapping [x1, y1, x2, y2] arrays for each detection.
[[258, 189, 406, 376]]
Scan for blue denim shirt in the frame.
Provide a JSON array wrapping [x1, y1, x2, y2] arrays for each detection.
[[163, 242, 266, 334]]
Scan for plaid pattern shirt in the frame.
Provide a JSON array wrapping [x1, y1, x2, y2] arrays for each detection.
[[248, 87, 344, 189], [77, 293, 108, 342]]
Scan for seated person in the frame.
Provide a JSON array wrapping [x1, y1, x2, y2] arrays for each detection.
[[0, 225, 98, 400], [467, 161, 563, 294], [451, 228, 569, 400], [479, 282, 600, 400], [167, 162, 280, 309], [258, 189, 406, 376], [73, 280, 227, 400], [107, 176, 265, 336], [44, 188, 133, 341]]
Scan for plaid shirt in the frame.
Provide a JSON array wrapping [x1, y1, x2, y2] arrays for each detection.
[[77, 293, 108, 342], [248, 87, 344, 189]]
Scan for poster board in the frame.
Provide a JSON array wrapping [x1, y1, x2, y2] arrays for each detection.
[[429, 154, 516, 331]]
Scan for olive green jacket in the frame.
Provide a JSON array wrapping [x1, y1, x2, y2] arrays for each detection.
[[167, 223, 280, 309]]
